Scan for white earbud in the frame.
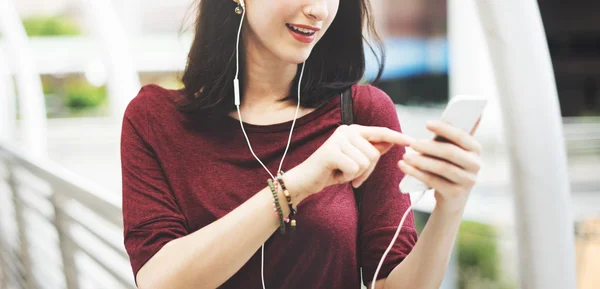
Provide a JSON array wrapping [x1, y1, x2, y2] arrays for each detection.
[[233, 0, 245, 106]]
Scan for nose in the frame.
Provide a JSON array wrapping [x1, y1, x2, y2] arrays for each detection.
[[303, 1, 328, 21]]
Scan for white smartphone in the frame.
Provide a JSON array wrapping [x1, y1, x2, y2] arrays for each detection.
[[399, 95, 488, 193]]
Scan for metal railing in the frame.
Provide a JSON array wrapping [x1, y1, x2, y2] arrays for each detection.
[[563, 117, 600, 154], [0, 140, 135, 289]]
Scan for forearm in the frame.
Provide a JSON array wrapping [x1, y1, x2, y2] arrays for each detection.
[[383, 205, 464, 289], [136, 171, 305, 289]]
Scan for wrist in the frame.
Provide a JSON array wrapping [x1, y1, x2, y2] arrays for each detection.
[[433, 197, 467, 217], [281, 166, 311, 206]]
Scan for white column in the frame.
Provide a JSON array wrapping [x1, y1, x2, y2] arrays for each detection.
[[448, 0, 504, 149], [113, 0, 143, 36], [0, 0, 48, 158], [82, 0, 141, 122], [0, 48, 17, 142], [474, 1, 577, 288]]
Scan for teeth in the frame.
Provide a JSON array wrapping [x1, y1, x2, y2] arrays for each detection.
[[288, 24, 315, 34]]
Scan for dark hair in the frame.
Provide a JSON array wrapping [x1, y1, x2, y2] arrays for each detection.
[[176, 0, 385, 118]]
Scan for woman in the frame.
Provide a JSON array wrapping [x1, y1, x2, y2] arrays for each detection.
[[120, 0, 483, 288]]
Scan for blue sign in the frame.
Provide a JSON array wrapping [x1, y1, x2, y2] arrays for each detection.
[[364, 36, 449, 81]]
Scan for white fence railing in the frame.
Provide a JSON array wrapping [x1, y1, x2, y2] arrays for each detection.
[[563, 117, 600, 154], [0, 140, 135, 289]]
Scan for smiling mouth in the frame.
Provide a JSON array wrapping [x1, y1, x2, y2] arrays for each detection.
[[286, 24, 316, 36]]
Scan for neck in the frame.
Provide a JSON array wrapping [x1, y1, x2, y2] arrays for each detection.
[[241, 35, 300, 110]]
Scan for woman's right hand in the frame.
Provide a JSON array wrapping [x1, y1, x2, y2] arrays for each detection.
[[283, 124, 414, 204]]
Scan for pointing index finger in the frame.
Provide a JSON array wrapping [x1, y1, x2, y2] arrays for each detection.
[[354, 125, 414, 146]]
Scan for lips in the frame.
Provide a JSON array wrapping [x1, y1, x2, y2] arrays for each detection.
[[286, 24, 317, 35], [286, 23, 319, 44]]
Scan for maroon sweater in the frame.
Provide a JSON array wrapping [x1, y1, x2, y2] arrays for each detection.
[[121, 84, 417, 288]]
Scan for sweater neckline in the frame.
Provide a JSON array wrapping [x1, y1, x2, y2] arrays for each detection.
[[221, 95, 341, 133]]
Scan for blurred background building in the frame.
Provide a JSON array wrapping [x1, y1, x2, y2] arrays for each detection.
[[1, 0, 599, 289], [538, 0, 600, 117]]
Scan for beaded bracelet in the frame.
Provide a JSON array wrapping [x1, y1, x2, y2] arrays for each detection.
[[267, 178, 286, 235], [276, 171, 296, 232], [268, 179, 290, 224]]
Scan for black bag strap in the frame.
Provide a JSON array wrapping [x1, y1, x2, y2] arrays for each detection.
[[340, 87, 364, 280], [341, 88, 361, 210], [340, 87, 361, 211], [341, 87, 355, 126]]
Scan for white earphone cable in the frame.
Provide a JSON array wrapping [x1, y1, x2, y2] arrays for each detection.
[[369, 190, 428, 289], [233, 3, 305, 288]]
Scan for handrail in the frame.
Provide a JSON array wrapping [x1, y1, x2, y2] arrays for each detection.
[[0, 139, 135, 289]]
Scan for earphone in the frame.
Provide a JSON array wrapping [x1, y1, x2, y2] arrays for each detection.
[[233, 0, 245, 106], [232, 1, 305, 289], [232, 1, 426, 288]]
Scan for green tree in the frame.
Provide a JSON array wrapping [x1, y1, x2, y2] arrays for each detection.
[[22, 15, 80, 36]]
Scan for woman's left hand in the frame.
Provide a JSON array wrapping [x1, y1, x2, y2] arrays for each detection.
[[398, 119, 483, 215]]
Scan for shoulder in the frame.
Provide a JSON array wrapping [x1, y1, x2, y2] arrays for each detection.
[[350, 84, 401, 131], [124, 84, 182, 123], [122, 84, 184, 139]]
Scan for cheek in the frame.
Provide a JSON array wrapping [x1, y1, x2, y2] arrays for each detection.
[[247, 4, 287, 34]]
